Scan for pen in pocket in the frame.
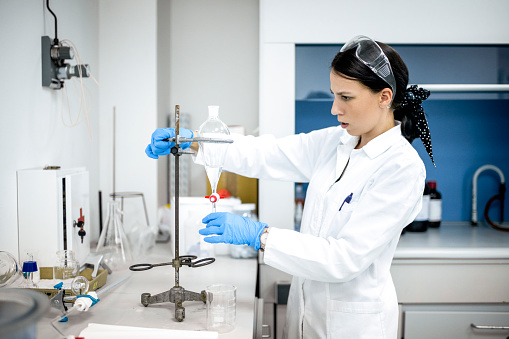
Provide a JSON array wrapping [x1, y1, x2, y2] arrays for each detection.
[[339, 193, 353, 211]]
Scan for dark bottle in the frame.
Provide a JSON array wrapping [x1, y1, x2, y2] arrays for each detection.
[[406, 183, 430, 232], [294, 183, 305, 232], [428, 180, 442, 228]]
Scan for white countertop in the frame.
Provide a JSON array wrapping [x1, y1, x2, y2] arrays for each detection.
[[395, 222, 509, 259], [36, 245, 258, 338]]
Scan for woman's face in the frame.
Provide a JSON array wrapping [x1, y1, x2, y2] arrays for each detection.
[[330, 71, 393, 146]]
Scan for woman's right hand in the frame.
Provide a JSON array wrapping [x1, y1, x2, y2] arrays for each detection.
[[145, 128, 194, 159]]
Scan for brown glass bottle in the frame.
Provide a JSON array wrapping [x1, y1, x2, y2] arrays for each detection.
[[428, 181, 442, 228]]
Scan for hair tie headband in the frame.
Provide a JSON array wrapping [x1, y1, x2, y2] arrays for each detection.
[[400, 85, 435, 167]]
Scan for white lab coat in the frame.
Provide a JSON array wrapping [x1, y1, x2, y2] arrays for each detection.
[[220, 123, 425, 339]]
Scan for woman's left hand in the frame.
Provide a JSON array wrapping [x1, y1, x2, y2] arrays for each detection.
[[199, 212, 267, 250]]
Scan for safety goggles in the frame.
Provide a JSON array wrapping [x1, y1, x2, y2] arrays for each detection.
[[340, 35, 397, 99]]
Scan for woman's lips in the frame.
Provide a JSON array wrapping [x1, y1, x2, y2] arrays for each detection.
[[341, 122, 349, 128]]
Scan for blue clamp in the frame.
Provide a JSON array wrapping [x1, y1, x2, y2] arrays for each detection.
[[53, 282, 64, 290]]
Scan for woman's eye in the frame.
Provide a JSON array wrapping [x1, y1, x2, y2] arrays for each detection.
[[342, 96, 351, 101]]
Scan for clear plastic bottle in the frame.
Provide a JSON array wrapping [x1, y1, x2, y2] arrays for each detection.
[[96, 200, 133, 270], [198, 106, 230, 212], [428, 181, 442, 228]]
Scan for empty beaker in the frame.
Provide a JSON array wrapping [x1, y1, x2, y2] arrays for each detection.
[[96, 199, 133, 270], [53, 250, 79, 280], [198, 106, 230, 212], [206, 284, 236, 333]]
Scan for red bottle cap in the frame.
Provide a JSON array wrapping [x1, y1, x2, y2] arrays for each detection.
[[428, 181, 437, 189]]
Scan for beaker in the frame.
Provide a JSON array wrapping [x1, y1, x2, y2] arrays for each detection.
[[198, 106, 230, 212], [96, 199, 133, 270], [53, 250, 79, 280], [206, 284, 236, 333]]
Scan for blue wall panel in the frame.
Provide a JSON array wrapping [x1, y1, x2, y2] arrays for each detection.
[[295, 99, 509, 222]]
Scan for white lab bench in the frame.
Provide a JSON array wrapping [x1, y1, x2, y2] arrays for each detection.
[[36, 244, 258, 338], [259, 222, 509, 339]]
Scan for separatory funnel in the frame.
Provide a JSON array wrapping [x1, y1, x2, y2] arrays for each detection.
[[198, 106, 230, 212]]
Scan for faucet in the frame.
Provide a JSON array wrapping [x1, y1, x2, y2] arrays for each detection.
[[472, 164, 505, 226]]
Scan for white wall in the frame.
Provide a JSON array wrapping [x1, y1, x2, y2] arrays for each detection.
[[260, 0, 509, 44], [160, 0, 260, 200], [0, 0, 259, 259], [0, 0, 100, 256], [98, 0, 158, 230]]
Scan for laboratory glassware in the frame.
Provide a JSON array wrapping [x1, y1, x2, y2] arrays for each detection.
[[0, 251, 22, 288], [0, 288, 49, 339], [21, 253, 39, 288], [206, 284, 237, 333], [198, 106, 231, 212], [70, 275, 90, 295], [53, 250, 79, 280], [96, 199, 133, 270], [428, 181, 442, 228]]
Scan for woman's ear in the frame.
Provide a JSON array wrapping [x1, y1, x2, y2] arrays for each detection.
[[379, 88, 393, 108]]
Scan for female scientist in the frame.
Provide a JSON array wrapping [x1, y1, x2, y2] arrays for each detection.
[[146, 35, 434, 339]]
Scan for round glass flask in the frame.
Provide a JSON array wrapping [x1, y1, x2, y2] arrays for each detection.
[[0, 251, 22, 287]]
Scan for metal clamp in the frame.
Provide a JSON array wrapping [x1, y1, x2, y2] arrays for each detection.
[[129, 255, 215, 271]]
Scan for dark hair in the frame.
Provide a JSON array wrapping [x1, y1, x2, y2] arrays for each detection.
[[330, 42, 420, 143]]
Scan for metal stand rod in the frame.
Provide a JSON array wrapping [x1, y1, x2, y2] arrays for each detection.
[[174, 105, 180, 289], [129, 104, 227, 323]]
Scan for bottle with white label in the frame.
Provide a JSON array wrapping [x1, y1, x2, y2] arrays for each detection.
[[428, 180, 442, 228], [406, 183, 430, 232]]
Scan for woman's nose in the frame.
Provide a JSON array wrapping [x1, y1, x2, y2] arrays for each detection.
[[331, 99, 341, 116]]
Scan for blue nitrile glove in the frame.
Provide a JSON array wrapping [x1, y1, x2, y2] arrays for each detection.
[[145, 128, 194, 159], [199, 212, 268, 250]]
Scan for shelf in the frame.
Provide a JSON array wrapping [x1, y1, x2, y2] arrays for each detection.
[[415, 84, 509, 92]]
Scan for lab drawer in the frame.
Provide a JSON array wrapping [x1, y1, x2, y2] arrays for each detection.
[[404, 310, 509, 339]]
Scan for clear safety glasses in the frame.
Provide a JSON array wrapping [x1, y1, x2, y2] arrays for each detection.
[[340, 35, 397, 99]]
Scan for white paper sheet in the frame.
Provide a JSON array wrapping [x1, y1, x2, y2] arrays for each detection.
[[79, 323, 219, 339]]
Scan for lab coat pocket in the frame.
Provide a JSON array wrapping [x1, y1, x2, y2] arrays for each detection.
[[327, 300, 385, 339], [336, 200, 357, 223], [321, 201, 358, 238]]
